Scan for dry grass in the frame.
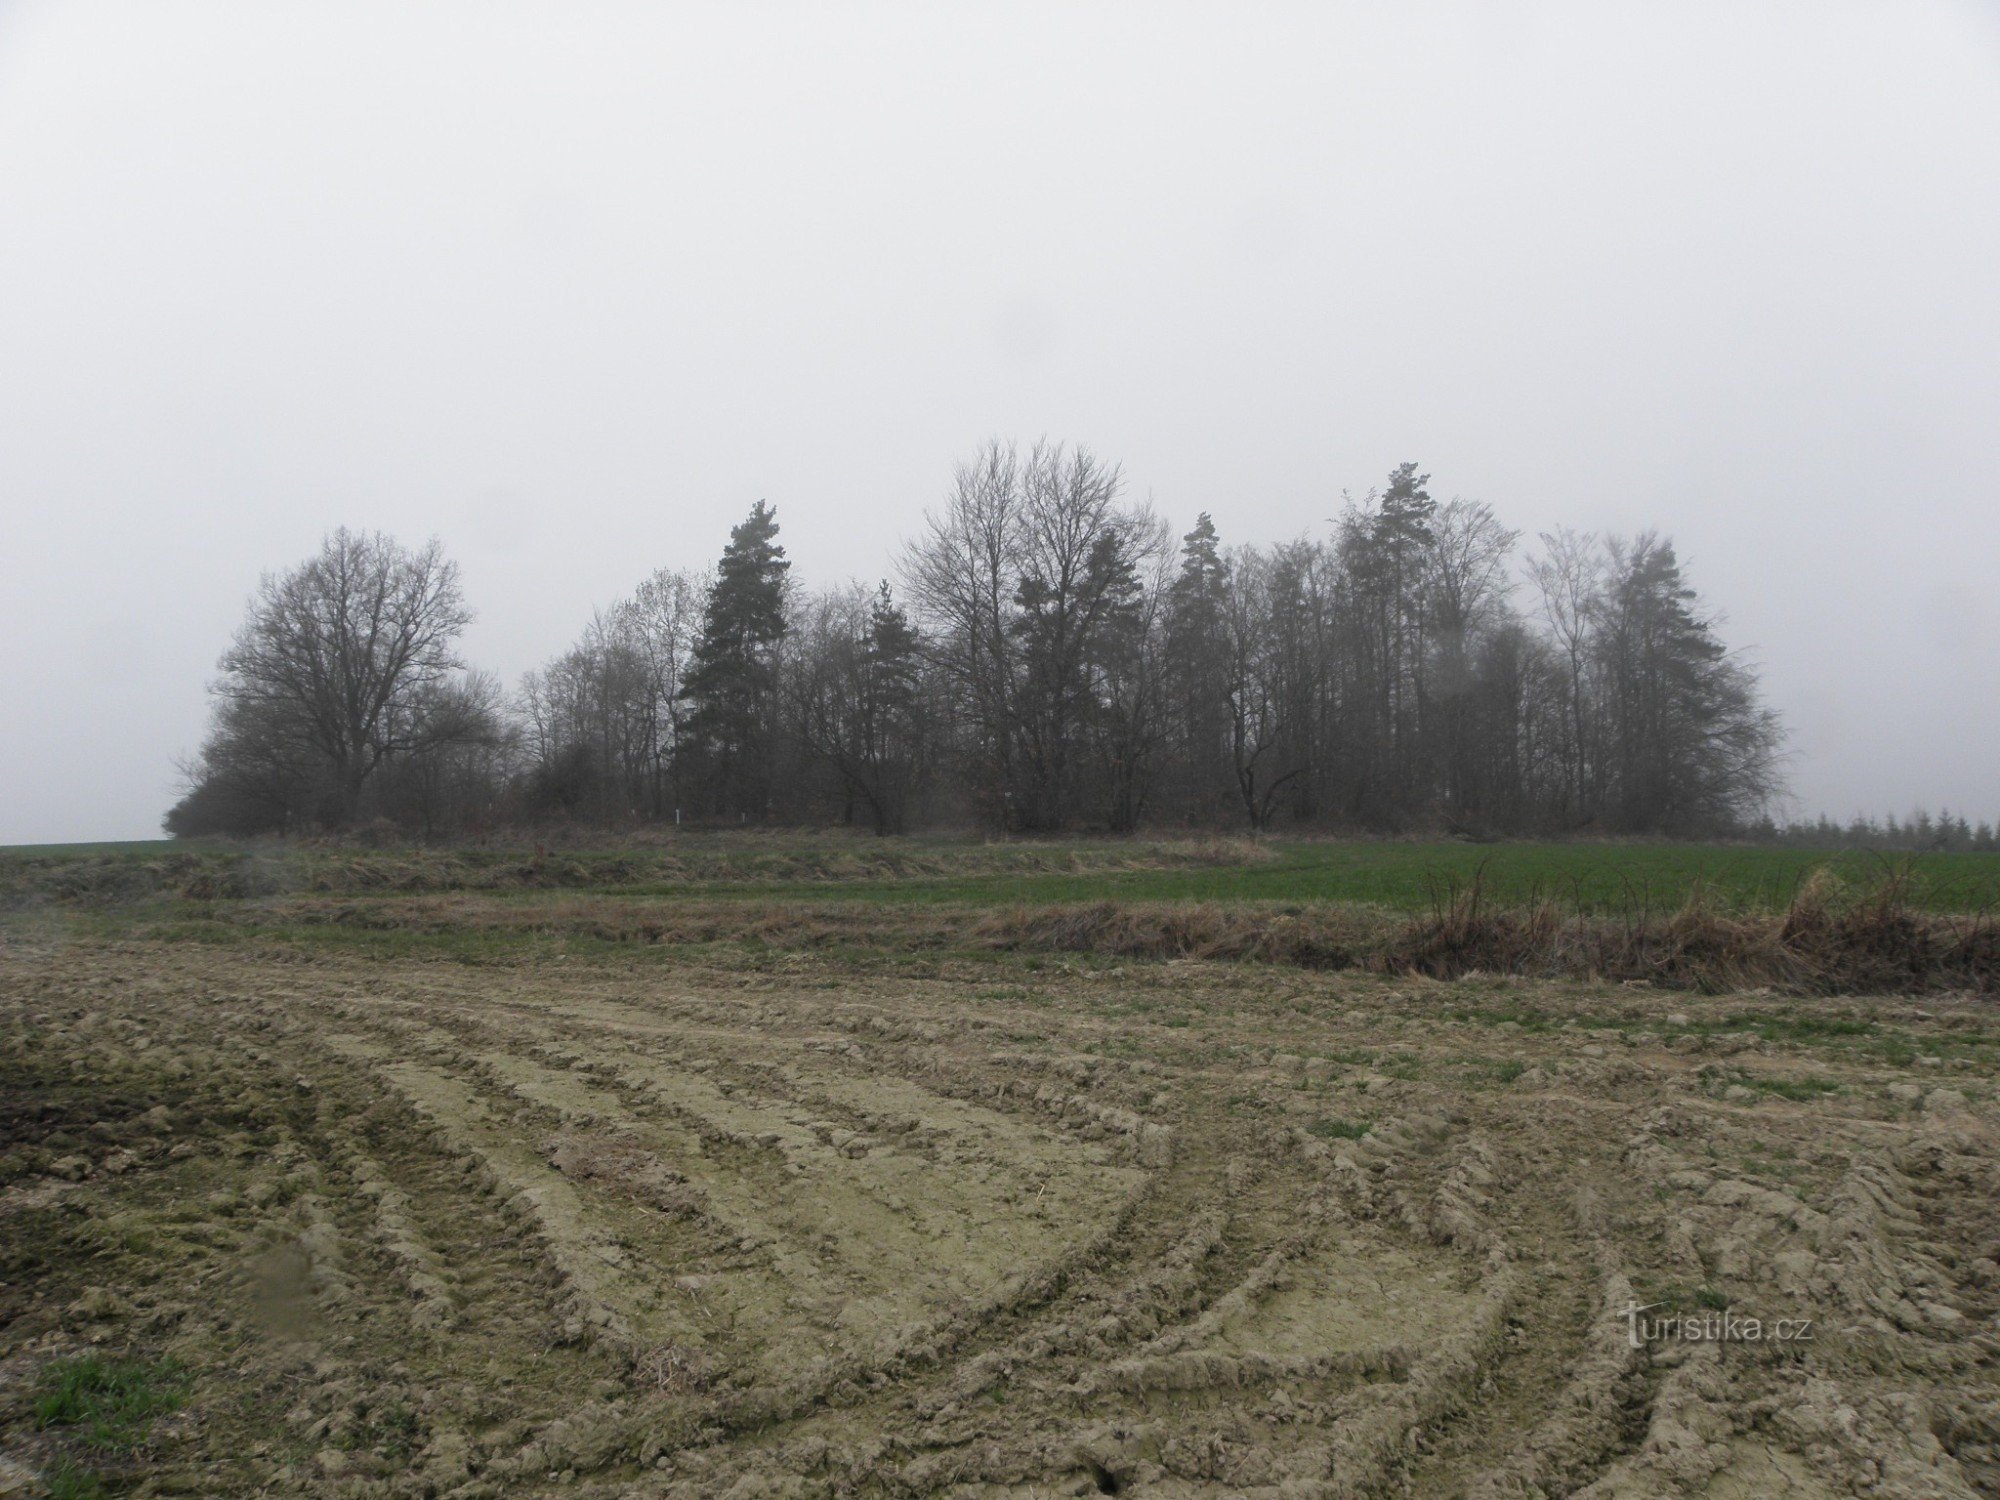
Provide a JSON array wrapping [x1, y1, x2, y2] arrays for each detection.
[[1383, 866, 2000, 994], [633, 1343, 712, 1396], [231, 877, 2000, 994], [972, 899, 1377, 966], [14, 835, 1995, 995]]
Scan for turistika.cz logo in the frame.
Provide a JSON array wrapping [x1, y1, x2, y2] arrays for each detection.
[[1617, 1301, 1815, 1350]]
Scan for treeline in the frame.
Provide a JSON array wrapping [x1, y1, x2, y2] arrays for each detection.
[[168, 441, 1793, 840], [1753, 811, 2000, 854]]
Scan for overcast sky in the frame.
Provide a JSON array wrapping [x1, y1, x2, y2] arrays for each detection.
[[2, 3, 1997, 844]]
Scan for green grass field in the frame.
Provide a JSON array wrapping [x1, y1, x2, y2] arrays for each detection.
[[619, 840, 1999, 914], [4, 834, 1996, 915]]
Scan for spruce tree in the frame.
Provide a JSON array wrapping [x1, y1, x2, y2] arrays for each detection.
[[1164, 513, 1232, 816], [1599, 535, 1776, 831], [680, 500, 790, 818], [863, 581, 922, 728], [858, 582, 925, 832]]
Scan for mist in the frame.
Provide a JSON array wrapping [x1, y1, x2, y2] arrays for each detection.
[[2, 2, 1996, 844]]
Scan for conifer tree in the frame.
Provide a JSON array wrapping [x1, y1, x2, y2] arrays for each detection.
[[680, 500, 790, 818], [1163, 513, 1232, 817]]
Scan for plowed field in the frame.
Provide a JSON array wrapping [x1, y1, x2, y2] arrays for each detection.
[[4, 934, 1998, 1496]]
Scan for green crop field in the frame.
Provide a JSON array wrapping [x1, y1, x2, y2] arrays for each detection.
[[623, 840, 2000, 914], [3, 835, 1997, 915]]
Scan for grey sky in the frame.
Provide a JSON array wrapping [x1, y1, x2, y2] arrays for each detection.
[[2, 3, 1996, 844]]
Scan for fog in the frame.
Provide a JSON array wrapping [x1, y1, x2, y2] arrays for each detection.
[[2, 2, 1996, 844]]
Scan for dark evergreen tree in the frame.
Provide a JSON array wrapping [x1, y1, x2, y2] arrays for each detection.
[[783, 580, 933, 833], [1374, 463, 1438, 809], [1082, 528, 1157, 830], [1597, 535, 1779, 831], [1163, 513, 1233, 819], [852, 581, 929, 832], [680, 501, 791, 819]]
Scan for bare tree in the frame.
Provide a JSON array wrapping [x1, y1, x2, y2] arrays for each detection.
[[788, 581, 933, 832], [515, 567, 709, 824], [1424, 498, 1520, 821], [1526, 526, 1602, 822], [1223, 545, 1311, 830], [626, 567, 707, 817], [208, 528, 474, 827], [376, 670, 511, 837], [901, 438, 1026, 822], [902, 439, 1164, 829]]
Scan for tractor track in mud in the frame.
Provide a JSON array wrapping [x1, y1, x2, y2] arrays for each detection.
[[3, 940, 1997, 1497]]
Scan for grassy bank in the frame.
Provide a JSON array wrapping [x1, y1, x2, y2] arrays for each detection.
[[5, 834, 1995, 994], [5, 834, 1999, 914]]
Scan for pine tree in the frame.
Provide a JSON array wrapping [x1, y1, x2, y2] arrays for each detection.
[[1338, 463, 1437, 818], [856, 582, 926, 832], [1163, 513, 1232, 818], [680, 501, 790, 818], [1599, 535, 1777, 830], [864, 582, 921, 717]]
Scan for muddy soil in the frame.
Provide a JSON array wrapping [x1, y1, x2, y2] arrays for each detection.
[[2, 940, 1995, 1496]]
